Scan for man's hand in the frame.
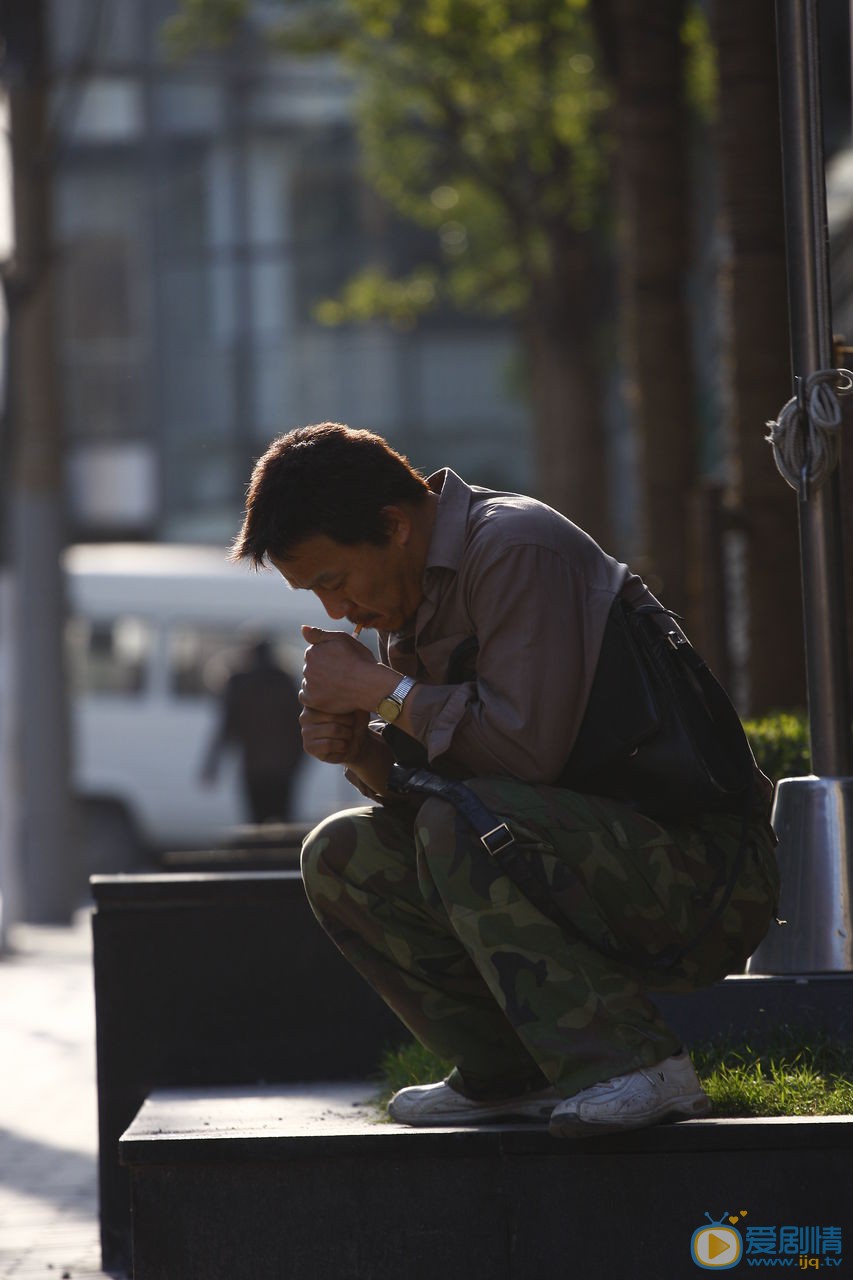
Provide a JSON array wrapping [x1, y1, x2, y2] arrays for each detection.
[[300, 627, 406, 791], [300, 626, 380, 714], [300, 704, 370, 766]]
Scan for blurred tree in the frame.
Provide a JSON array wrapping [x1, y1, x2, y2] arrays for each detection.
[[591, 0, 696, 614], [0, 0, 79, 921], [166, 0, 618, 546], [709, 0, 806, 713], [594, 0, 807, 710]]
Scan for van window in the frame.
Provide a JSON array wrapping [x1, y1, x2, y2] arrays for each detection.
[[67, 615, 152, 695], [167, 625, 300, 698]]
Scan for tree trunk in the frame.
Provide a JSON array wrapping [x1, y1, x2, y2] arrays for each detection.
[[525, 229, 612, 549], [6, 0, 80, 921], [711, 0, 806, 715], [593, 0, 697, 615]]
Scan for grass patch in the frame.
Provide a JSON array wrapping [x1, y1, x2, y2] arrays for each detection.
[[377, 1028, 853, 1117], [693, 1029, 853, 1117], [377, 1040, 453, 1109]]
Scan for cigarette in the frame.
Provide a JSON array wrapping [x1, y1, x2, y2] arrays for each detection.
[[353, 623, 363, 637]]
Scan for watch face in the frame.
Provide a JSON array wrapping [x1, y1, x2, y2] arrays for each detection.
[[377, 676, 414, 722]]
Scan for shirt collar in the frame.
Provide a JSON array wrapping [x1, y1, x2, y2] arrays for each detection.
[[424, 468, 472, 574], [387, 469, 471, 647]]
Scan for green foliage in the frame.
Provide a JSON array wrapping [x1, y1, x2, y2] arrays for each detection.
[[313, 267, 440, 331], [165, 0, 613, 325], [162, 0, 249, 56], [681, 0, 718, 123], [335, 0, 612, 320], [743, 711, 811, 783], [377, 1029, 853, 1118]]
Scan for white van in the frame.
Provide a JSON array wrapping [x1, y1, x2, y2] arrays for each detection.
[[63, 543, 360, 870]]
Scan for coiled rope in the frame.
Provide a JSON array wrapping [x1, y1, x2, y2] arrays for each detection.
[[765, 367, 853, 495]]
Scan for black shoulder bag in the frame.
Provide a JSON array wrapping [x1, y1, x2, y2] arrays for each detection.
[[555, 596, 758, 821]]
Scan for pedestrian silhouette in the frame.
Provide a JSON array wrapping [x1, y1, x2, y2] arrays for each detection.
[[201, 638, 303, 823]]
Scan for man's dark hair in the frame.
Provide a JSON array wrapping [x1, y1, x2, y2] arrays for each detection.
[[232, 422, 430, 566]]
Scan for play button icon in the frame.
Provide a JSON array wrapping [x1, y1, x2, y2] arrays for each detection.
[[708, 1234, 733, 1259], [691, 1224, 743, 1269]]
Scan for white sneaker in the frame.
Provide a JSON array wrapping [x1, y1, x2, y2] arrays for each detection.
[[549, 1052, 711, 1138], [388, 1078, 560, 1127]]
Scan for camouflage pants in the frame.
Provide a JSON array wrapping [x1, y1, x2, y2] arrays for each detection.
[[301, 778, 779, 1099]]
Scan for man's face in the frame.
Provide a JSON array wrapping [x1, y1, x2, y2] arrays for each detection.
[[270, 527, 424, 634]]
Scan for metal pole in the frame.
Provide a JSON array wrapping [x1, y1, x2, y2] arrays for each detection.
[[747, 0, 853, 973], [776, 0, 851, 774]]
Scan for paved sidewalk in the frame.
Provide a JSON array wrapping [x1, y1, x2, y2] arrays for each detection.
[[0, 907, 116, 1279]]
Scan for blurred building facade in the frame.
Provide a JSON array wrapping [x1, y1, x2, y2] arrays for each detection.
[[48, 0, 532, 546]]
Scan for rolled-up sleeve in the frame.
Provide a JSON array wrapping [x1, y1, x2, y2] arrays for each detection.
[[405, 543, 611, 783]]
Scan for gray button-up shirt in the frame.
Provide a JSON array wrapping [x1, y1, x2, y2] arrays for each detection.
[[370, 468, 654, 787]]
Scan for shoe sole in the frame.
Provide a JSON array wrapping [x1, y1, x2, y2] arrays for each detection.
[[388, 1095, 559, 1127], [549, 1094, 711, 1139]]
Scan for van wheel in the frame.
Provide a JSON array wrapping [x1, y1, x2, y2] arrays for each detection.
[[80, 800, 147, 876]]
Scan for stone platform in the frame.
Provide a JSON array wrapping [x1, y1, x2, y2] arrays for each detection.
[[120, 1082, 853, 1280]]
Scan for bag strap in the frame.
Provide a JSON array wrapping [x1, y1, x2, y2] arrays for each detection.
[[387, 765, 515, 855], [388, 765, 579, 940]]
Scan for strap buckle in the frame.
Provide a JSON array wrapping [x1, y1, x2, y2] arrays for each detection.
[[480, 823, 515, 855]]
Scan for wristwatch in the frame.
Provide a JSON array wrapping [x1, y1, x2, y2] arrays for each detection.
[[376, 675, 417, 723]]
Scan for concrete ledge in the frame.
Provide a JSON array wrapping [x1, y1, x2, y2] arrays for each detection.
[[90, 872, 403, 1275], [159, 848, 302, 872], [160, 822, 311, 872], [121, 1083, 853, 1280], [91, 868, 306, 906], [121, 1081, 852, 1159], [656, 971, 853, 1048]]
